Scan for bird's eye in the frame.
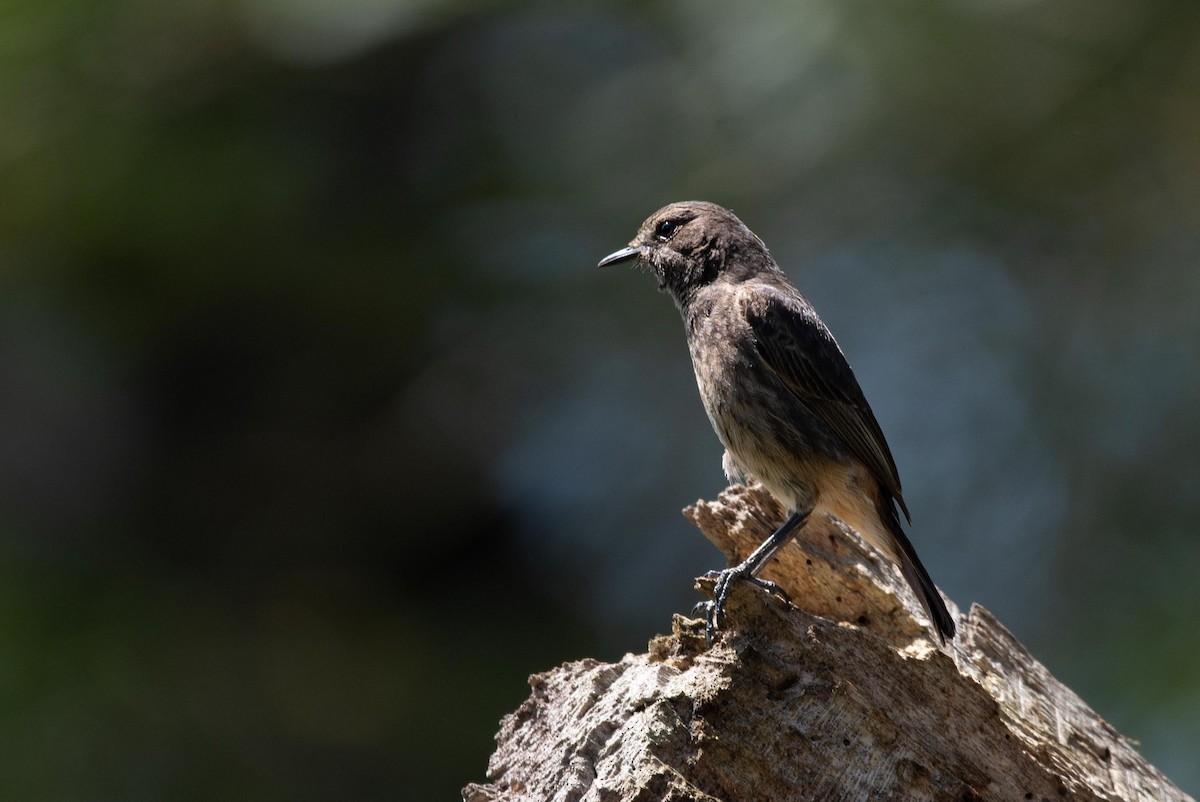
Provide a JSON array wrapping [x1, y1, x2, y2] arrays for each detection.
[[654, 219, 680, 242]]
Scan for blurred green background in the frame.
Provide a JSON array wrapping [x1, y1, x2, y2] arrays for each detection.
[[2, 0, 1198, 798]]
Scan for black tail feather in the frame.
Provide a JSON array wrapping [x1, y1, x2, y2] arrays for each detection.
[[880, 504, 956, 643]]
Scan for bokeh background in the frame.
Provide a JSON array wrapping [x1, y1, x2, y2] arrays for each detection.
[[2, 0, 1198, 798]]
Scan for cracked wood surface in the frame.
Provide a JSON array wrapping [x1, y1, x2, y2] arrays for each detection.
[[463, 484, 1190, 802]]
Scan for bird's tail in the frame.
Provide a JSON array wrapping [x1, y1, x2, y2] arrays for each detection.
[[877, 502, 956, 643], [821, 488, 956, 642]]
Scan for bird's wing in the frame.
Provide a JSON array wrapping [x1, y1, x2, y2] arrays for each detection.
[[744, 284, 910, 522]]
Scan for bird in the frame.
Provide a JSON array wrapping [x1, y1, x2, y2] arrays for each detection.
[[597, 200, 955, 644]]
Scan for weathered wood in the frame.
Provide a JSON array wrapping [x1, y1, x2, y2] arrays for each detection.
[[463, 483, 1191, 802]]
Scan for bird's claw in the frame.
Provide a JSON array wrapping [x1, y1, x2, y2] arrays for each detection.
[[696, 568, 791, 644]]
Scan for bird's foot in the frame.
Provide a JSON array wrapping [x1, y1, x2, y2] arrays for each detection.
[[694, 567, 791, 645]]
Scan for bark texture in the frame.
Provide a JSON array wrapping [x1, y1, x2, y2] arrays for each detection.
[[463, 484, 1191, 802]]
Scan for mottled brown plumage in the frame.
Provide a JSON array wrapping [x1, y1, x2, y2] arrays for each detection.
[[599, 200, 955, 643]]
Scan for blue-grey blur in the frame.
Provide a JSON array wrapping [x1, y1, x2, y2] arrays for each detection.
[[2, 0, 1198, 799]]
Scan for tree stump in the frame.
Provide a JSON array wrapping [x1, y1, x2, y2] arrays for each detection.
[[463, 484, 1191, 802]]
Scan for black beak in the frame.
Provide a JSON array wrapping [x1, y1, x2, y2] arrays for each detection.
[[597, 245, 642, 268]]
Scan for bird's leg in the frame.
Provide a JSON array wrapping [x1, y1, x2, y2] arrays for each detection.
[[696, 508, 810, 644]]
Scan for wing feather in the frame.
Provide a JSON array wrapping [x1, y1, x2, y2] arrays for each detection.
[[745, 285, 910, 522]]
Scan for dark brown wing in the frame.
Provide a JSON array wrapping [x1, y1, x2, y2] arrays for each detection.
[[745, 284, 911, 522]]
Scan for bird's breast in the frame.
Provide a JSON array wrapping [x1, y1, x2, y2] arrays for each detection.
[[684, 290, 851, 512]]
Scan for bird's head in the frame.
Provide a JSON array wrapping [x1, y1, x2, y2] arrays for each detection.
[[597, 201, 771, 307]]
